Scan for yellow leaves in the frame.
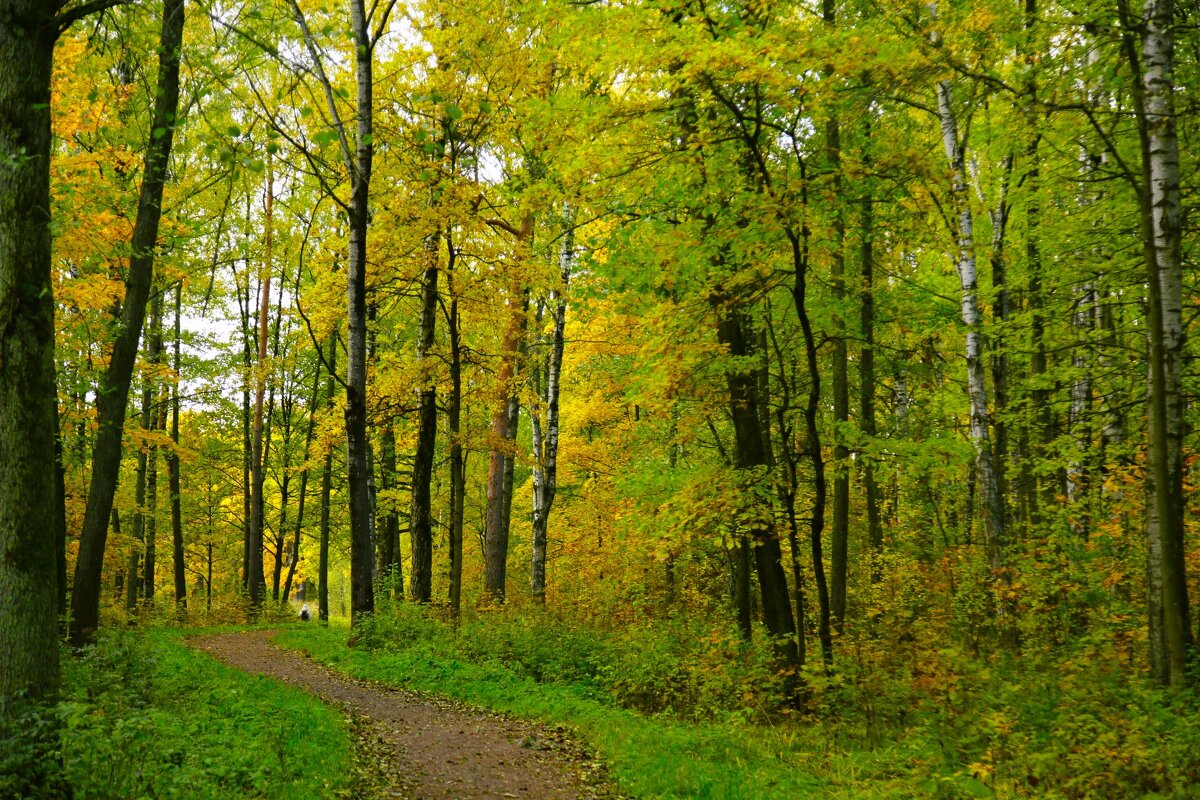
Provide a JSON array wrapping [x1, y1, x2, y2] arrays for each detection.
[[58, 271, 125, 313]]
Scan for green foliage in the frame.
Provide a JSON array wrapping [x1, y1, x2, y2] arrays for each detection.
[[352, 602, 782, 723], [282, 605, 1200, 799], [54, 629, 349, 799], [0, 695, 71, 799], [276, 621, 835, 799]]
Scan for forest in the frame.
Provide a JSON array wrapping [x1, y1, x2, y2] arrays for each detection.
[[1, 0, 1199, 796]]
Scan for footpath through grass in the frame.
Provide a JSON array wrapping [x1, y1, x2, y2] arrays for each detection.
[[2, 627, 351, 799], [274, 614, 926, 800]]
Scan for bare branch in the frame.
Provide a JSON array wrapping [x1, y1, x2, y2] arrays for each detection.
[[283, 0, 357, 179]]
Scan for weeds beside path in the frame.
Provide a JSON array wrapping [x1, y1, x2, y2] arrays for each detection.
[[190, 630, 616, 800]]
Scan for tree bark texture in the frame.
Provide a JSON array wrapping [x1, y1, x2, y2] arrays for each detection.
[[936, 80, 1006, 572], [1134, 0, 1192, 686], [344, 0, 376, 627], [409, 229, 440, 603], [0, 0, 61, 701]]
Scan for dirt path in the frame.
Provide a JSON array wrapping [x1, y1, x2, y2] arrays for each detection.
[[190, 630, 618, 800]]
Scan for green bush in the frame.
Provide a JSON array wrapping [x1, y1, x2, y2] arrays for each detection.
[[54, 629, 350, 799], [354, 605, 785, 722]]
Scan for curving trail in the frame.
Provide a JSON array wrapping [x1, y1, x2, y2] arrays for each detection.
[[190, 630, 616, 800]]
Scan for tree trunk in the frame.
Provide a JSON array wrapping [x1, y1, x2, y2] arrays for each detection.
[[128, 368, 151, 611], [70, 0, 184, 646], [827, 165, 849, 630], [714, 302, 800, 670], [531, 213, 572, 603], [988, 156, 1013, 529], [1128, 0, 1192, 686], [144, 382, 163, 603], [786, 229, 833, 666], [0, 0, 61, 701], [240, 265, 252, 589], [935, 79, 1006, 571], [319, 335, 336, 623], [823, 0, 850, 634], [859, 129, 883, 582], [376, 420, 401, 598], [143, 294, 165, 604], [447, 242, 465, 613], [484, 218, 534, 602], [168, 282, 186, 608], [343, 0, 376, 628], [409, 229, 440, 604], [248, 163, 273, 609]]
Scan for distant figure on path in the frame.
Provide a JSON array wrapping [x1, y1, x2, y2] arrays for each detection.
[[299, 603, 310, 622]]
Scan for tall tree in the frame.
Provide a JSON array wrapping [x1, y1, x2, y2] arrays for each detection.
[[285, 0, 398, 628], [934, 77, 1006, 572], [0, 0, 64, 705], [531, 212, 573, 603], [247, 160, 273, 608], [168, 281, 186, 608], [1122, 0, 1193, 686], [71, 0, 185, 647]]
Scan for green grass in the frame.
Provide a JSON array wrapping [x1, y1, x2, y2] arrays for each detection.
[[50, 627, 351, 799], [274, 620, 928, 799]]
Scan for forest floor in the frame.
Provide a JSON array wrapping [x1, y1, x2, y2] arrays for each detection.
[[189, 630, 620, 800]]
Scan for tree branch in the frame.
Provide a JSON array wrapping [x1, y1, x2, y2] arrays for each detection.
[[56, 0, 128, 35]]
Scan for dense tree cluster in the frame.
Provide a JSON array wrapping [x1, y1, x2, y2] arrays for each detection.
[[3, 0, 1199, 737]]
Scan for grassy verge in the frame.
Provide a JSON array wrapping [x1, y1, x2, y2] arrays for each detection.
[[26, 627, 351, 799], [274, 620, 925, 799]]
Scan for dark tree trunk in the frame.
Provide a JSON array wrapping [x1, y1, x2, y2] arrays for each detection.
[[144, 385, 164, 603], [826, 114, 849, 633], [128, 371, 151, 611], [787, 228, 834, 666], [70, 0, 184, 647], [0, 0, 61, 702], [409, 230, 439, 603], [859, 130, 883, 581], [714, 302, 800, 671], [282, 355, 323, 604], [143, 295, 165, 604], [341, 0, 377, 629], [240, 268, 252, 589], [376, 421, 401, 598], [248, 166, 273, 610], [168, 283, 186, 608], [319, 335, 336, 623], [447, 247, 465, 613]]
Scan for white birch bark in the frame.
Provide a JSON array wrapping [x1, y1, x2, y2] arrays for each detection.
[[531, 209, 573, 602], [1142, 0, 1191, 684], [936, 80, 1005, 569]]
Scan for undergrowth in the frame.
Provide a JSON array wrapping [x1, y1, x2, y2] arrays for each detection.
[[277, 603, 1200, 799], [1, 628, 350, 799]]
